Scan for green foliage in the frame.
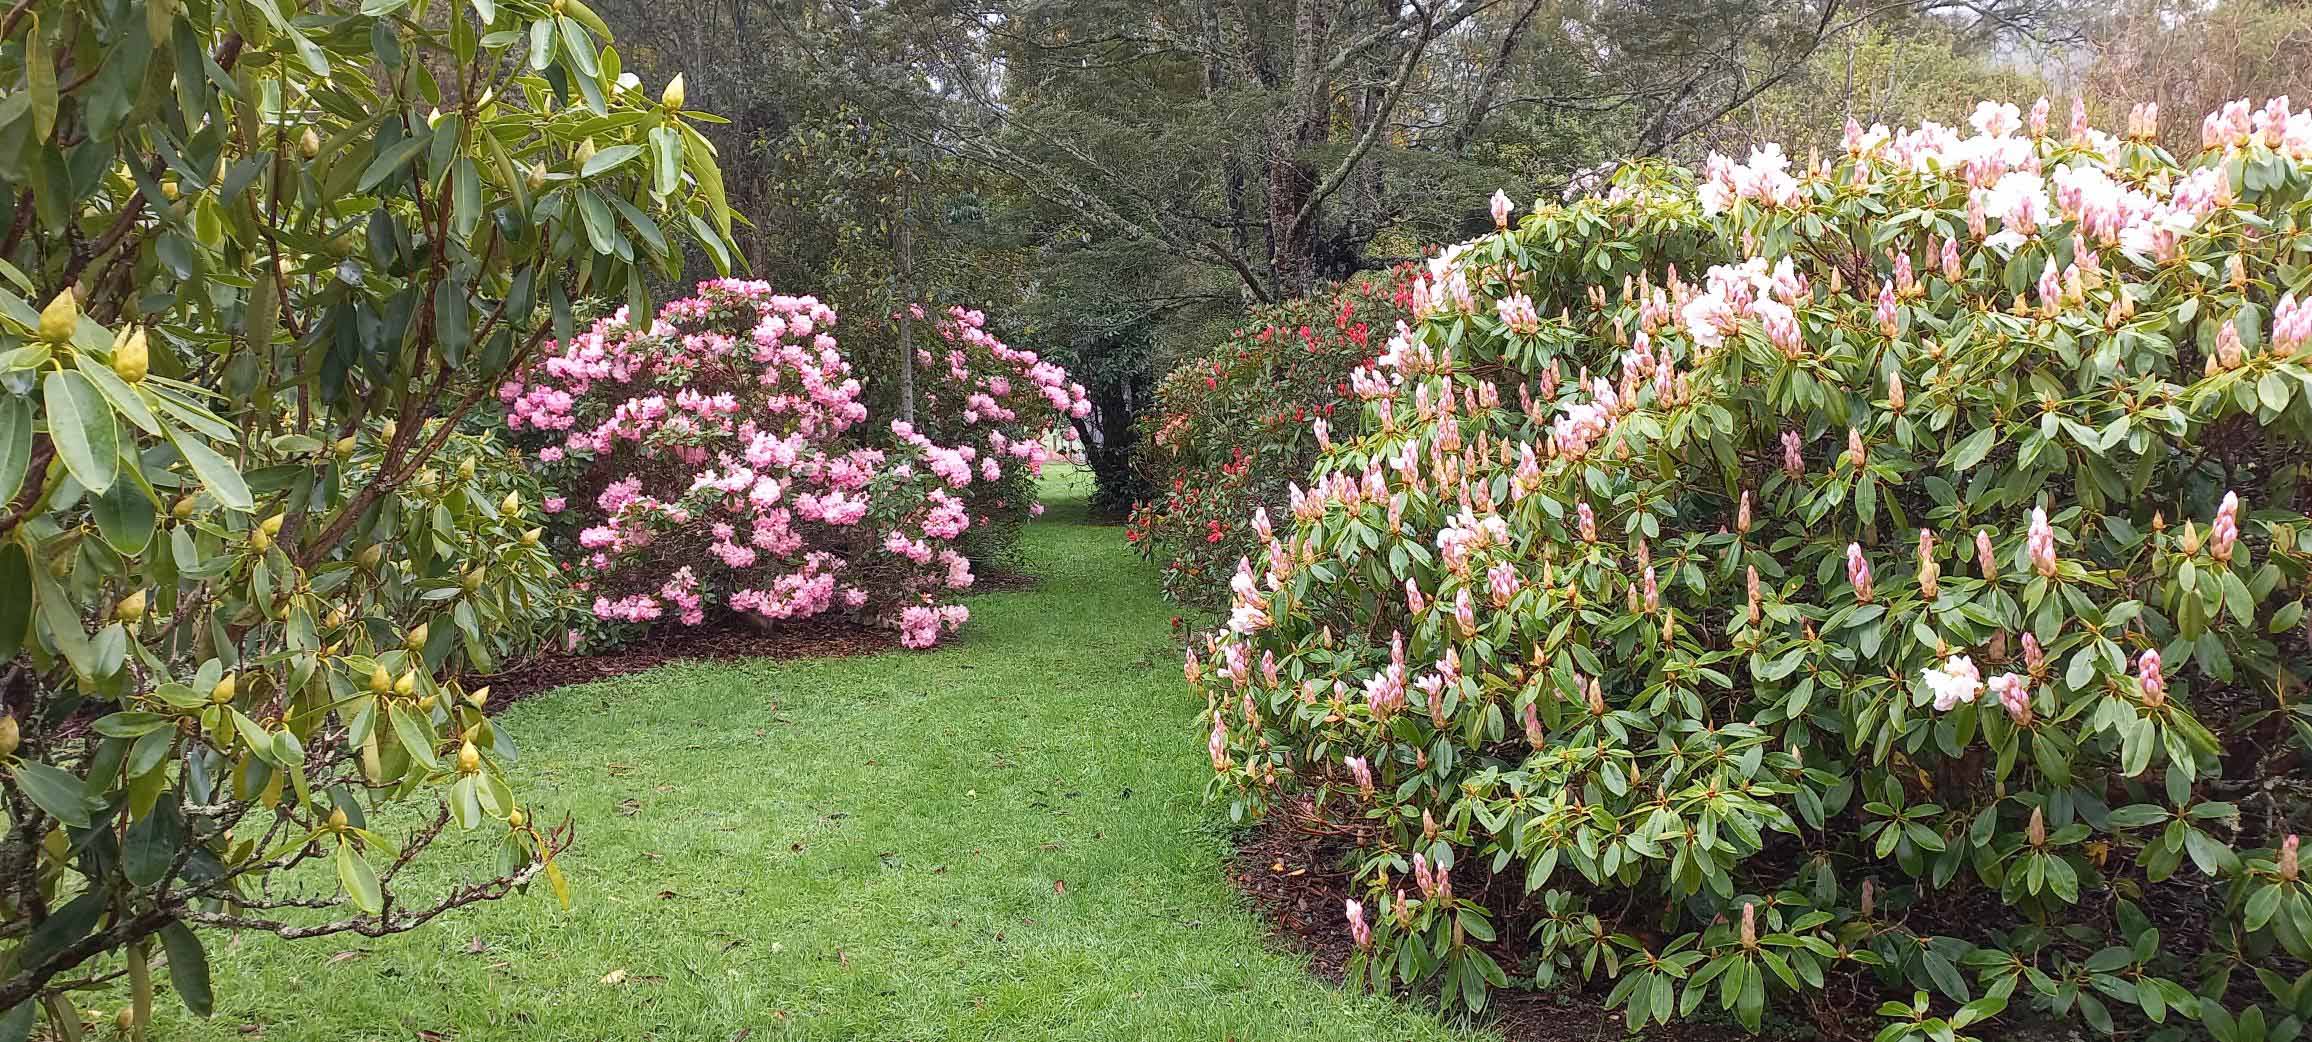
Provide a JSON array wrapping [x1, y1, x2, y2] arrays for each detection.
[[0, 0, 725, 1031], [1198, 108, 2312, 1039]]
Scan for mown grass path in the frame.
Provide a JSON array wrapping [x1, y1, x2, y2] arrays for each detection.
[[162, 470, 1477, 1041]]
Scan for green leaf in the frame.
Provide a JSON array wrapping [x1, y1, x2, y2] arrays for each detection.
[[26, 15, 56, 142], [123, 793, 185, 887], [389, 704, 440, 770], [2259, 370, 2293, 414], [93, 478, 158, 555], [580, 143, 642, 177], [43, 369, 119, 493], [11, 760, 93, 827], [357, 131, 430, 193], [555, 15, 598, 77], [0, 393, 32, 503], [0, 542, 28, 662], [160, 922, 214, 1017], [1944, 427, 1997, 471], [336, 841, 383, 913], [167, 425, 252, 511], [79, 355, 161, 435]]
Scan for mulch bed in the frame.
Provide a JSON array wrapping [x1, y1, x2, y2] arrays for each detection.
[[1228, 801, 1764, 1042], [477, 617, 898, 707]]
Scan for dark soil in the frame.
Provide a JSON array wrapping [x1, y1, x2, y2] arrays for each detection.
[[1227, 802, 1779, 1042], [477, 617, 898, 707]]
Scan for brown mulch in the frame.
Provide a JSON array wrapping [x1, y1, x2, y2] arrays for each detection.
[[476, 617, 898, 707], [1227, 802, 1771, 1042]]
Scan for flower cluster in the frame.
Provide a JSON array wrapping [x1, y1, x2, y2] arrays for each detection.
[[903, 304, 1090, 566], [1192, 97, 2312, 1034], [504, 281, 1078, 648]]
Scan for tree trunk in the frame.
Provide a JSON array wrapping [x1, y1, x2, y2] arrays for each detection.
[[1264, 0, 1332, 297]]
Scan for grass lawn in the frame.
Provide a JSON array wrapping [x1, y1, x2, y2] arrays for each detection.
[[150, 467, 1483, 1041]]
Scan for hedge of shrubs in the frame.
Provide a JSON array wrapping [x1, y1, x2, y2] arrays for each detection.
[[1128, 270, 1413, 605], [1195, 98, 2312, 1040]]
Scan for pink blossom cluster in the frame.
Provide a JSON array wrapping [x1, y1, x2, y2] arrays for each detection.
[[904, 306, 1092, 544], [505, 281, 1080, 649]]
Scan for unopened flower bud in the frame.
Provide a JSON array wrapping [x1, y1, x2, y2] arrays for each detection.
[[37, 289, 78, 341], [661, 74, 686, 111], [457, 740, 481, 773], [112, 328, 149, 383]]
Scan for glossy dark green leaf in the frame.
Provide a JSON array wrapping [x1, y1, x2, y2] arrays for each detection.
[[160, 921, 214, 1016]]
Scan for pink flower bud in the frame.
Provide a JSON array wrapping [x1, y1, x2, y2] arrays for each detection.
[[2137, 649, 2167, 707], [1577, 502, 1597, 543], [2283, 835, 2301, 882], [2217, 321, 2245, 369], [1346, 899, 1372, 948], [1782, 430, 1804, 480], [1345, 754, 1375, 797], [2023, 632, 2045, 677], [2210, 491, 2241, 563], [1490, 189, 1513, 230], [1737, 490, 1752, 533], [1991, 672, 2031, 725], [1522, 701, 1545, 747], [1746, 565, 1762, 624], [1739, 902, 1757, 947], [1209, 718, 1230, 772], [1848, 428, 1867, 468], [1847, 543, 1874, 602], [1976, 529, 1999, 580], [2028, 507, 2058, 577]]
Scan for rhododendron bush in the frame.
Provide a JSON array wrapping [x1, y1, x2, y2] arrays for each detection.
[[1195, 98, 2312, 1038], [504, 281, 1082, 648], [906, 304, 1092, 567], [1128, 270, 1413, 606]]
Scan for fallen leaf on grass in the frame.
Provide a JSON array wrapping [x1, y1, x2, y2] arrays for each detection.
[[616, 799, 642, 817], [1052, 879, 1067, 895], [601, 968, 629, 985], [327, 950, 368, 964], [463, 937, 490, 955]]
